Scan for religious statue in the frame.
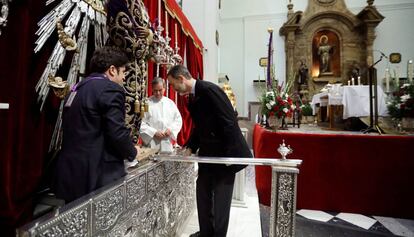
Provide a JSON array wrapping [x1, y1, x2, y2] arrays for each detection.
[[298, 60, 309, 85], [318, 35, 334, 74], [350, 61, 360, 79]]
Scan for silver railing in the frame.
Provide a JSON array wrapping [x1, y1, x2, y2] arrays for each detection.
[[154, 154, 302, 237]]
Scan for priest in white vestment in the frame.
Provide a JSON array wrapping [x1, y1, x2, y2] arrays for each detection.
[[139, 77, 182, 153]]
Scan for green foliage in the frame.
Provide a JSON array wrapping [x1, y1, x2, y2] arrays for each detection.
[[300, 103, 313, 116], [387, 83, 414, 119]]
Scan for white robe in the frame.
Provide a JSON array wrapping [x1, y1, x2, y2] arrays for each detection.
[[139, 96, 182, 152]]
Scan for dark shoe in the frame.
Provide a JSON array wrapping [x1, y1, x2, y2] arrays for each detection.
[[189, 231, 200, 237]]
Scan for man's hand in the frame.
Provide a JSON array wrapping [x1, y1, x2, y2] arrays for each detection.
[[163, 128, 172, 137], [154, 131, 165, 140], [177, 147, 192, 156], [134, 145, 140, 157]]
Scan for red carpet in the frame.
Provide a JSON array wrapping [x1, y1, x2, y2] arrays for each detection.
[[253, 124, 414, 219]]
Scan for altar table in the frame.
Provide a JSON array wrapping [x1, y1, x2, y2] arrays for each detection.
[[311, 85, 388, 119], [253, 124, 414, 218]]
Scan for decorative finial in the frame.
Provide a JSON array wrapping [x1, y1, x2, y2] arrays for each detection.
[[287, 0, 294, 16], [367, 0, 374, 6], [267, 28, 273, 33], [277, 139, 293, 160]]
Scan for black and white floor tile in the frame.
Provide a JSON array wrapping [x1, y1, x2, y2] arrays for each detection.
[[296, 208, 414, 236]]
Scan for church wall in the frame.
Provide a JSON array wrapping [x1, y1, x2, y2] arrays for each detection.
[[185, 0, 414, 117], [182, 0, 220, 84]]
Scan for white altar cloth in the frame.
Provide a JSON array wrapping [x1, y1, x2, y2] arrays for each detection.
[[311, 85, 389, 119], [341, 85, 388, 119]]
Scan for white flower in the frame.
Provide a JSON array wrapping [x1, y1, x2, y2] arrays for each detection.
[[266, 91, 274, 97], [291, 105, 296, 110], [401, 94, 411, 103], [283, 108, 289, 113], [401, 83, 410, 88], [266, 103, 272, 110], [269, 100, 276, 106]]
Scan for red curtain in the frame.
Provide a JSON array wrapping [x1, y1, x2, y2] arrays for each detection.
[[0, 1, 58, 235], [143, 0, 204, 145]]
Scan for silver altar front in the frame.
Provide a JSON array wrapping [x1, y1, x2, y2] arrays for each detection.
[[17, 160, 196, 237], [18, 154, 302, 237]]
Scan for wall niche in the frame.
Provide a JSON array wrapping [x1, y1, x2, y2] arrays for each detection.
[[280, 0, 384, 99]]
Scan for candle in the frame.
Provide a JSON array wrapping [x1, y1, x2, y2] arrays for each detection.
[[351, 78, 355, 86], [357, 76, 361, 85], [408, 60, 413, 84], [174, 23, 178, 47], [348, 80, 350, 86], [385, 68, 390, 92], [394, 68, 399, 88], [158, 0, 161, 25], [165, 11, 168, 36]]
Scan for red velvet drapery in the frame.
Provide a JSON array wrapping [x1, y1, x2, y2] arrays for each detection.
[[253, 124, 414, 219], [0, 1, 58, 235], [143, 0, 204, 145]]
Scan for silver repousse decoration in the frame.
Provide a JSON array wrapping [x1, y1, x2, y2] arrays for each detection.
[[0, 0, 10, 36], [18, 160, 196, 237], [35, 202, 90, 237], [34, 0, 108, 152], [270, 169, 298, 237], [276, 174, 293, 236]]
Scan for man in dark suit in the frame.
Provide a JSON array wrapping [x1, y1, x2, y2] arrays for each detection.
[[53, 47, 139, 203], [167, 65, 252, 237]]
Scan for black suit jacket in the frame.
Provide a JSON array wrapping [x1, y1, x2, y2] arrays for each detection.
[[53, 73, 137, 202], [186, 80, 251, 173]]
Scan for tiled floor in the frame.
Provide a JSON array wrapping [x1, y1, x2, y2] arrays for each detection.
[[180, 165, 414, 237]]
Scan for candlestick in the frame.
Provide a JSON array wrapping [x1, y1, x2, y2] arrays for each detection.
[[165, 11, 168, 36], [158, 0, 161, 26], [357, 76, 361, 85], [408, 60, 413, 84], [385, 68, 390, 92], [351, 78, 355, 86], [174, 23, 178, 47]]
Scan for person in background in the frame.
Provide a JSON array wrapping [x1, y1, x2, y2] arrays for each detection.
[[53, 46, 139, 203], [139, 77, 182, 153], [167, 65, 252, 237]]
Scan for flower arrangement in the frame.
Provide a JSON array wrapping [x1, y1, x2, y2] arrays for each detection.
[[260, 80, 295, 119], [387, 83, 414, 119]]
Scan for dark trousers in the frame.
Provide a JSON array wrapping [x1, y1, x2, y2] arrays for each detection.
[[196, 169, 235, 237]]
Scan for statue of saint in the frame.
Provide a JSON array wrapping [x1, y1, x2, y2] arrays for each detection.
[[318, 35, 334, 74], [298, 60, 309, 85]]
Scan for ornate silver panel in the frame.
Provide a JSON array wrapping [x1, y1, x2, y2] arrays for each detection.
[[0, 0, 10, 36], [18, 160, 196, 237], [92, 185, 125, 233], [29, 201, 90, 237], [126, 171, 146, 209], [269, 167, 299, 237]]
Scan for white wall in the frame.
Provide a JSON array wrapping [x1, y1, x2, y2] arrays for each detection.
[[184, 0, 414, 117], [182, 0, 219, 84]]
